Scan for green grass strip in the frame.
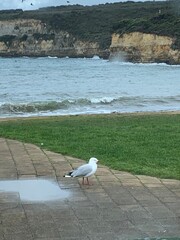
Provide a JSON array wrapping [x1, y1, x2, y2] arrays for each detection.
[[0, 113, 180, 180]]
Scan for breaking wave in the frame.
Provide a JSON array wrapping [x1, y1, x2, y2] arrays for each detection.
[[1, 95, 180, 117]]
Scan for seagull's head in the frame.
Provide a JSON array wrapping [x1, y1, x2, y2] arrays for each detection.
[[89, 157, 99, 164]]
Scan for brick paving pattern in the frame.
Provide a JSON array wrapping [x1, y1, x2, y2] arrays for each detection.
[[0, 138, 180, 240]]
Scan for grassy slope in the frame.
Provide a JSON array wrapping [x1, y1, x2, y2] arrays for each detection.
[[0, 113, 179, 180]]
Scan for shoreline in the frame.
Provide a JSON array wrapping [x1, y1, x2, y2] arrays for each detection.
[[0, 110, 180, 122]]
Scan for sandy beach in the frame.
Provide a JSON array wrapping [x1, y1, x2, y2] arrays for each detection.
[[0, 110, 180, 122]]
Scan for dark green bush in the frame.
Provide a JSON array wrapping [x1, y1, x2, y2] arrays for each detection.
[[0, 35, 16, 46], [0, 1, 179, 50], [20, 34, 28, 41], [33, 33, 55, 41]]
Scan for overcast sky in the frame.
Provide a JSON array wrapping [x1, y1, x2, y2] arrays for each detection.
[[0, 0, 165, 11]]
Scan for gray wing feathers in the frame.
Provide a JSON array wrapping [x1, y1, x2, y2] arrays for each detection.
[[71, 164, 93, 177]]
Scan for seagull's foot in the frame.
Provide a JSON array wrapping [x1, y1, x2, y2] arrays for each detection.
[[82, 178, 93, 186]]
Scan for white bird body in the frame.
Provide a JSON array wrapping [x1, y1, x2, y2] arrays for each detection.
[[64, 157, 98, 185]]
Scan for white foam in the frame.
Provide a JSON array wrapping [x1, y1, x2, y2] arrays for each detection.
[[91, 97, 115, 104]]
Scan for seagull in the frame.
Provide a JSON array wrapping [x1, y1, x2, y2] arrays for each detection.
[[64, 157, 98, 185]]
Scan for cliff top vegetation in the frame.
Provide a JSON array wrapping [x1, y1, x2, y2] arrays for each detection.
[[0, 1, 179, 49]]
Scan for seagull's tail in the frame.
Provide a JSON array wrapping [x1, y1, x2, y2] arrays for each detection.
[[63, 170, 73, 177]]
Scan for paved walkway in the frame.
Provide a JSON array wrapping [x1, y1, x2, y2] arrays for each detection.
[[0, 138, 179, 240]]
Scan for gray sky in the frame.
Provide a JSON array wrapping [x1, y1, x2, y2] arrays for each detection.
[[0, 0, 165, 11]]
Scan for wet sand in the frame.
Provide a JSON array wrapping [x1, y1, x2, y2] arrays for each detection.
[[0, 110, 180, 122]]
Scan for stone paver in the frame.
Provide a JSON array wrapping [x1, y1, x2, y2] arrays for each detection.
[[0, 138, 180, 240]]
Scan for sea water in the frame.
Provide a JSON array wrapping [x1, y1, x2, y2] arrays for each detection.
[[0, 57, 179, 118]]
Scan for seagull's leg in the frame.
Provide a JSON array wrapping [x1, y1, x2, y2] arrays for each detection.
[[82, 177, 85, 185], [87, 177, 90, 185]]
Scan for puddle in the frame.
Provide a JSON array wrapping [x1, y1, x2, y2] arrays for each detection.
[[0, 179, 70, 202]]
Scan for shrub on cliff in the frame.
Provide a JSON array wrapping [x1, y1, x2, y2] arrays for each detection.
[[33, 33, 55, 41], [0, 35, 16, 47], [113, 13, 180, 50], [0, 1, 179, 50]]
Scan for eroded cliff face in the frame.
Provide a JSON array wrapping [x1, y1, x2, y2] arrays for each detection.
[[110, 32, 180, 64], [0, 19, 180, 64], [0, 19, 105, 58]]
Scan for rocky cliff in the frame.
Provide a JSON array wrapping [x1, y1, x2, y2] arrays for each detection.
[[0, 19, 180, 64], [0, 19, 107, 58], [110, 32, 180, 64]]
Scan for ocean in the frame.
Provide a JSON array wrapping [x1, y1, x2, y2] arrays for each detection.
[[0, 56, 180, 118]]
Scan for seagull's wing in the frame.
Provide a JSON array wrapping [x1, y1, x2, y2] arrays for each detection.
[[71, 164, 93, 177]]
